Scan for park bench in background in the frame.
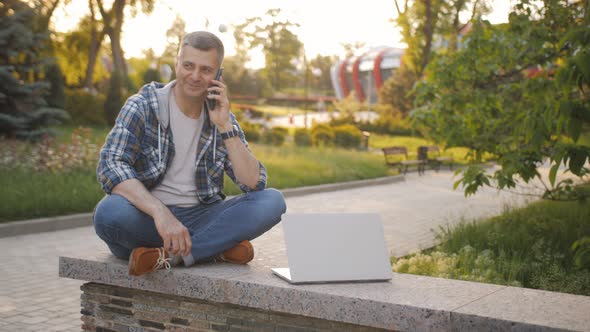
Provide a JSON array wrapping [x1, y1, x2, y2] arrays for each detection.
[[418, 146, 454, 172], [382, 146, 425, 175]]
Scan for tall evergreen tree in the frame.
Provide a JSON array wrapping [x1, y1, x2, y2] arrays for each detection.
[[0, 0, 68, 140]]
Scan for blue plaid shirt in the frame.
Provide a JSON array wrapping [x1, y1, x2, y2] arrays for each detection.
[[97, 82, 267, 205]]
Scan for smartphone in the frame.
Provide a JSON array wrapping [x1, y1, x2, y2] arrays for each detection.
[[207, 67, 223, 110]]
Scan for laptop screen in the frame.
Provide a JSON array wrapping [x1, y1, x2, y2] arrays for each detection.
[[281, 213, 392, 283]]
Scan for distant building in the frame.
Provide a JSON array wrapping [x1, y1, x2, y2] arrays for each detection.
[[330, 47, 404, 104], [330, 23, 478, 104]]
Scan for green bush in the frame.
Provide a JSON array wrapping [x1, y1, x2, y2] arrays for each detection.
[[142, 68, 161, 84], [0, 127, 99, 172], [333, 124, 362, 148], [393, 187, 590, 296], [311, 124, 334, 146], [329, 113, 356, 126], [263, 127, 287, 146], [393, 247, 517, 286], [240, 121, 262, 143], [357, 117, 416, 136], [294, 128, 312, 147], [45, 63, 66, 109], [572, 237, 590, 270], [65, 89, 106, 126]]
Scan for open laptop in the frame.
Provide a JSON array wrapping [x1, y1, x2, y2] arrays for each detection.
[[271, 213, 392, 284]]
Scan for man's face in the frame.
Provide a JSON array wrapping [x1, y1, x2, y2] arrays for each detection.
[[175, 46, 220, 99]]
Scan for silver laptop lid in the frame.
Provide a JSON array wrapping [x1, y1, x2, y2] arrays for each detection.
[[282, 213, 392, 283]]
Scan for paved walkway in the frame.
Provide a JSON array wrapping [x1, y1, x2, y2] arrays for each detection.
[[0, 169, 541, 331]]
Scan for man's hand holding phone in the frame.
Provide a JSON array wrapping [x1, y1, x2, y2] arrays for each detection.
[[207, 67, 232, 131], [207, 68, 223, 111]]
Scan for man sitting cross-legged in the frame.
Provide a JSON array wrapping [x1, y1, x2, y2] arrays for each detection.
[[93, 31, 286, 276]]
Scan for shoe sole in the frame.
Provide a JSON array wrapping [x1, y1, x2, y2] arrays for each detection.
[[128, 248, 141, 276]]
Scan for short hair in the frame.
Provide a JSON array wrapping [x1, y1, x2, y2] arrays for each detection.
[[180, 31, 224, 65]]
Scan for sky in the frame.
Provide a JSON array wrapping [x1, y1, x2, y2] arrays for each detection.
[[53, 0, 514, 69]]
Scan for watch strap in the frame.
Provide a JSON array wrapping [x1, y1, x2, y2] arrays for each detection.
[[220, 126, 239, 140]]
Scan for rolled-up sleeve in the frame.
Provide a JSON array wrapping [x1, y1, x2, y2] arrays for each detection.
[[96, 101, 145, 194], [224, 116, 267, 192]]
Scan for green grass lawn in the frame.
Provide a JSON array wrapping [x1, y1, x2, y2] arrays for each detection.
[[1, 132, 394, 222], [223, 144, 393, 195], [0, 168, 103, 222], [392, 184, 590, 296]]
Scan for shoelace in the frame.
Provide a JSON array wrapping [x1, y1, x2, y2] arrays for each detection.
[[213, 254, 226, 263], [153, 248, 172, 271]]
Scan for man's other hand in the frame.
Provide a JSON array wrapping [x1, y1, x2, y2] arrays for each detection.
[[153, 208, 192, 257]]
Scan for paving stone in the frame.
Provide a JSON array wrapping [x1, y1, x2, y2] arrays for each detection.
[[0, 169, 572, 331], [22, 315, 51, 325]]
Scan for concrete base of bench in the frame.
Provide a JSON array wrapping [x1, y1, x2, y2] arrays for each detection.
[[79, 282, 384, 331], [59, 252, 590, 331]]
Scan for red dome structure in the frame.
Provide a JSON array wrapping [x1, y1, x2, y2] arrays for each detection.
[[330, 47, 404, 104]]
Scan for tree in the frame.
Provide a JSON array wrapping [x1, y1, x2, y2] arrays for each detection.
[[83, 0, 106, 89], [379, 61, 417, 118], [137, 49, 161, 85], [309, 54, 336, 94], [384, 0, 489, 118], [222, 56, 257, 96], [44, 63, 66, 109], [221, 19, 257, 95], [29, 0, 66, 33], [53, 13, 109, 87], [341, 41, 365, 58], [438, 0, 490, 53], [142, 68, 161, 84], [413, 0, 590, 200], [394, 0, 444, 76], [104, 70, 124, 126], [161, 14, 186, 62], [241, 9, 303, 91], [0, 0, 68, 140], [394, 0, 489, 76], [94, 0, 155, 76]]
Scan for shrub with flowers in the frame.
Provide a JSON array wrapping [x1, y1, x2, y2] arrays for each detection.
[[0, 127, 99, 172], [392, 246, 519, 287]]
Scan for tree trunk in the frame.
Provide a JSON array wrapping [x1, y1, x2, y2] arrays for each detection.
[[94, 0, 127, 78], [110, 0, 127, 76], [420, 0, 434, 75], [36, 0, 61, 32], [83, 0, 104, 89], [449, 3, 461, 52]]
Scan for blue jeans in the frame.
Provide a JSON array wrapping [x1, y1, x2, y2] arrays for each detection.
[[93, 188, 286, 266]]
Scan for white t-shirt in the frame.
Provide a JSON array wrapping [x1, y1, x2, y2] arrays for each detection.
[[151, 92, 204, 207]]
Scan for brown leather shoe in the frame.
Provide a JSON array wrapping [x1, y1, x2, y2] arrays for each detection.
[[128, 247, 172, 276], [216, 240, 254, 264]]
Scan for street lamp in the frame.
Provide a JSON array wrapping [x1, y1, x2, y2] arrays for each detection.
[[367, 73, 372, 115]]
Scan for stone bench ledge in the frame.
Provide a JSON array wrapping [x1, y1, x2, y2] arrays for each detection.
[[59, 252, 590, 331]]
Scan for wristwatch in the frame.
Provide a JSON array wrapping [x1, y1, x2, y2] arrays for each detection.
[[220, 125, 240, 140]]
